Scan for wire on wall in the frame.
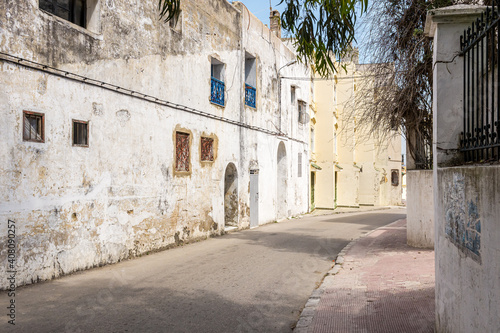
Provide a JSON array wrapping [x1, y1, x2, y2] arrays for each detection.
[[0, 51, 306, 145]]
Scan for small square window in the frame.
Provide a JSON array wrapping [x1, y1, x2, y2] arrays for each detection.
[[176, 132, 190, 172], [73, 120, 89, 147], [391, 169, 399, 186], [298, 101, 308, 124], [201, 137, 214, 162], [23, 111, 45, 143]]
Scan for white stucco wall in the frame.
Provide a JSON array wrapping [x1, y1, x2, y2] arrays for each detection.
[[0, 0, 310, 288], [407, 170, 434, 248], [236, 2, 310, 222], [435, 166, 500, 332]]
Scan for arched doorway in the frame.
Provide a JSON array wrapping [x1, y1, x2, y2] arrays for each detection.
[[277, 142, 288, 219], [224, 163, 238, 228]]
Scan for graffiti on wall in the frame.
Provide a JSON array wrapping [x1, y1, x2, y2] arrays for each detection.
[[444, 173, 481, 262]]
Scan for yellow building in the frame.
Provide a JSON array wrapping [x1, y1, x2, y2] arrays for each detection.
[[311, 55, 402, 209]]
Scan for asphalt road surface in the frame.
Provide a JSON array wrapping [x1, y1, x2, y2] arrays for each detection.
[[2, 208, 406, 333]]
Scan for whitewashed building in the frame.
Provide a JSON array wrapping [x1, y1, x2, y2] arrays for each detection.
[[0, 0, 311, 288]]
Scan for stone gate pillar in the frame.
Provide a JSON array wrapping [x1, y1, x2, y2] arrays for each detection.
[[425, 5, 486, 168], [425, 5, 487, 332]]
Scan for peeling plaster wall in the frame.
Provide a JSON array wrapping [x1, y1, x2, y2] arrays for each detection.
[[435, 166, 500, 332], [0, 0, 309, 288], [235, 2, 310, 223], [0, 64, 233, 287]]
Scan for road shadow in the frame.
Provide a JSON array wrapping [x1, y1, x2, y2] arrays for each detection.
[[319, 212, 407, 225], [220, 211, 408, 259], [224, 230, 351, 261], [7, 282, 299, 333]]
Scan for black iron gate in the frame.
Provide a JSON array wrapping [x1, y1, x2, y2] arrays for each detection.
[[460, 2, 500, 162]]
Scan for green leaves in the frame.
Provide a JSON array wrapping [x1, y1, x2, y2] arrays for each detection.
[[158, 0, 180, 22], [157, 0, 367, 76], [278, 0, 368, 76]]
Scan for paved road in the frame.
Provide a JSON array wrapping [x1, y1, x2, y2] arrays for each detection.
[[2, 208, 406, 333]]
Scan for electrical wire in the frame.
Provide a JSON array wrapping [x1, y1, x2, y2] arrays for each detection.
[[280, 69, 407, 81], [0, 51, 307, 145]]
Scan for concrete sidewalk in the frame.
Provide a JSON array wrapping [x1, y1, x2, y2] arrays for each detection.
[[294, 219, 435, 333]]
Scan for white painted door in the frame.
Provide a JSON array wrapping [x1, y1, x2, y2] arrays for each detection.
[[250, 169, 259, 228]]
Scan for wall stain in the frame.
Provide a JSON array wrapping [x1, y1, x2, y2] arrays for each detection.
[[444, 173, 481, 262]]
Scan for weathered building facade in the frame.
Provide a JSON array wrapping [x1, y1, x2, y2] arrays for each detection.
[[0, 0, 311, 288], [312, 57, 402, 209]]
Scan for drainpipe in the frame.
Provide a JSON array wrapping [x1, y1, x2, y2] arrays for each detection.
[[278, 60, 297, 134]]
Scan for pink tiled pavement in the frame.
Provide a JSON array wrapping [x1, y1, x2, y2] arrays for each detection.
[[305, 219, 435, 333]]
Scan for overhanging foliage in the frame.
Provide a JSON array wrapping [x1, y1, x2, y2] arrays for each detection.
[[157, 0, 367, 76]]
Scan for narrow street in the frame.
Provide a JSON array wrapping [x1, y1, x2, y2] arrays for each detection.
[[3, 208, 406, 333]]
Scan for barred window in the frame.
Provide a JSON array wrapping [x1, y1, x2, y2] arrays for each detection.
[[23, 111, 45, 143], [176, 132, 190, 172], [201, 137, 214, 162]]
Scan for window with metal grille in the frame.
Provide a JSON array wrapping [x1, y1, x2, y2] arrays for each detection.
[[201, 137, 214, 162], [40, 0, 87, 28], [391, 169, 399, 186], [176, 132, 190, 171], [73, 120, 89, 147], [23, 111, 45, 143]]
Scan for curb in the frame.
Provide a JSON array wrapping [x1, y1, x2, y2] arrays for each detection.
[[308, 206, 398, 217], [293, 219, 407, 333]]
